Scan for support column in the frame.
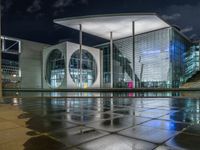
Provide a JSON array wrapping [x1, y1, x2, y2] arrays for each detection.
[[110, 32, 113, 88], [2, 37, 5, 51], [0, 7, 2, 97], [132, 21, 136, 88], [100, 50, 104, 88], [79, 24, 83, 88]]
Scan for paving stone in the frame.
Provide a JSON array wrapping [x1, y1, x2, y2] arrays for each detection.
[[141, 119, 189, 131], [119, 126, 177, 144], [0, 121, 20, 131], [49, 126, 108, 147], [86, 116, 150, 132], [166, 133, 200, 150], [78, 134, 157, 150]]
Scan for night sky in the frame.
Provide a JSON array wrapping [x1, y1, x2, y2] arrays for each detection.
[[1, 0, 200, 46]]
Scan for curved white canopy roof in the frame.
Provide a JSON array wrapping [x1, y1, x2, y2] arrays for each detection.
[[54, 13, 170, 40]]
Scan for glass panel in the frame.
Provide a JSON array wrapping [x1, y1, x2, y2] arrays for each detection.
[[135, 28, 170, 88], [46, 49, 65, 88], [184, 43, 200, 81], [170, 29, 190, 87], [69, 49, 97, 88]]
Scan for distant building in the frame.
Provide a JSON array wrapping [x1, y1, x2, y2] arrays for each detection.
[[1, 36, 49, 88], [184, 41, 200, 81]]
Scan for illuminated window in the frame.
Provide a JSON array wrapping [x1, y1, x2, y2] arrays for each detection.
[[69, 50, 97, 88], [46, 49, 65, 88]]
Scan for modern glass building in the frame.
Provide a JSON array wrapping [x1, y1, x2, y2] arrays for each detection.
[[43, 13, 198, 89], [95, 27, 191, 88], [2, 14, 199, 89]]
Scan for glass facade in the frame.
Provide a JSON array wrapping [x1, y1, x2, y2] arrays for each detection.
[[101, 46, 111, 85], [98, 38, 134, 88], [46, 49, 65, 88], [135, 28, 170, 88], [113, 38, 133, 88], [1, 37, 21, 88], [184, 43, 200, 81], [169, 29, 190, 87], [96, 27, 190, 88], [69, 49, 97, 88]]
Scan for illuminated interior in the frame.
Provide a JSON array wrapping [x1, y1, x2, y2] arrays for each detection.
[[46, 49, 65, 88], [69, 49, 97, 88]]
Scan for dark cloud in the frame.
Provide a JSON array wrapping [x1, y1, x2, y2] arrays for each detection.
[[27, 0, 42, 13], [1, 0, 13, 15], [53, 0, 89, 17], [161, 2, 200, 40], [190, 34, 198, 39], [53, 0, 88, 8], [162, 13, 181, 21], [53, 0, 73, 8], [80, 0, 88, 5], [181, 27, 193, 33], [1, 0, 200, 44]]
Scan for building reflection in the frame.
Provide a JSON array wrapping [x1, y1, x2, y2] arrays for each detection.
[[12, 95, 200, 131]]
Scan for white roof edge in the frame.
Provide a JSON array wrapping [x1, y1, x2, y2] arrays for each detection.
[[54, 13, 171, 40], [54, 13, 159, 23]]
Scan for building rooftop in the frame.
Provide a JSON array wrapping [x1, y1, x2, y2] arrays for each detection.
[[54, 13, 170, 40]]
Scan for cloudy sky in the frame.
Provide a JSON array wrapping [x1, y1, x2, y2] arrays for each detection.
[[1, 0, 200, 45]]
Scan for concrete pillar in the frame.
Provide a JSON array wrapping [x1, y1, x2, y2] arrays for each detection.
[[132, 21, 136, 88], [79, 24, 82, 88], [110, 32, 113, 88], [100, 50, 104, 88], [0, 4, 2, 97]]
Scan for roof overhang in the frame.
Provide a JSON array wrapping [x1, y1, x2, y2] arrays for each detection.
[[54, 13, 170, 40]]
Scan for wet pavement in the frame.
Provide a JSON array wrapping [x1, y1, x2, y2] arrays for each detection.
[[0, 97, 200, 150]]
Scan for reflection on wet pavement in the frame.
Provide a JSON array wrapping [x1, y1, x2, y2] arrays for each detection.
[[49, 126, 108, 148], [119, 125, 177, 144], [87, 116, 150, 132], [166, 133, 200, 150], [0, 96, 200, 149], [78, 134, 157, 150], [140, 119, 189, 131]]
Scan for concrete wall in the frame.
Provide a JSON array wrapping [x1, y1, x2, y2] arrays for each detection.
[[42, 41, 101, 89], [20, 39, 49, 88], [42, 43, 67, 89]]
